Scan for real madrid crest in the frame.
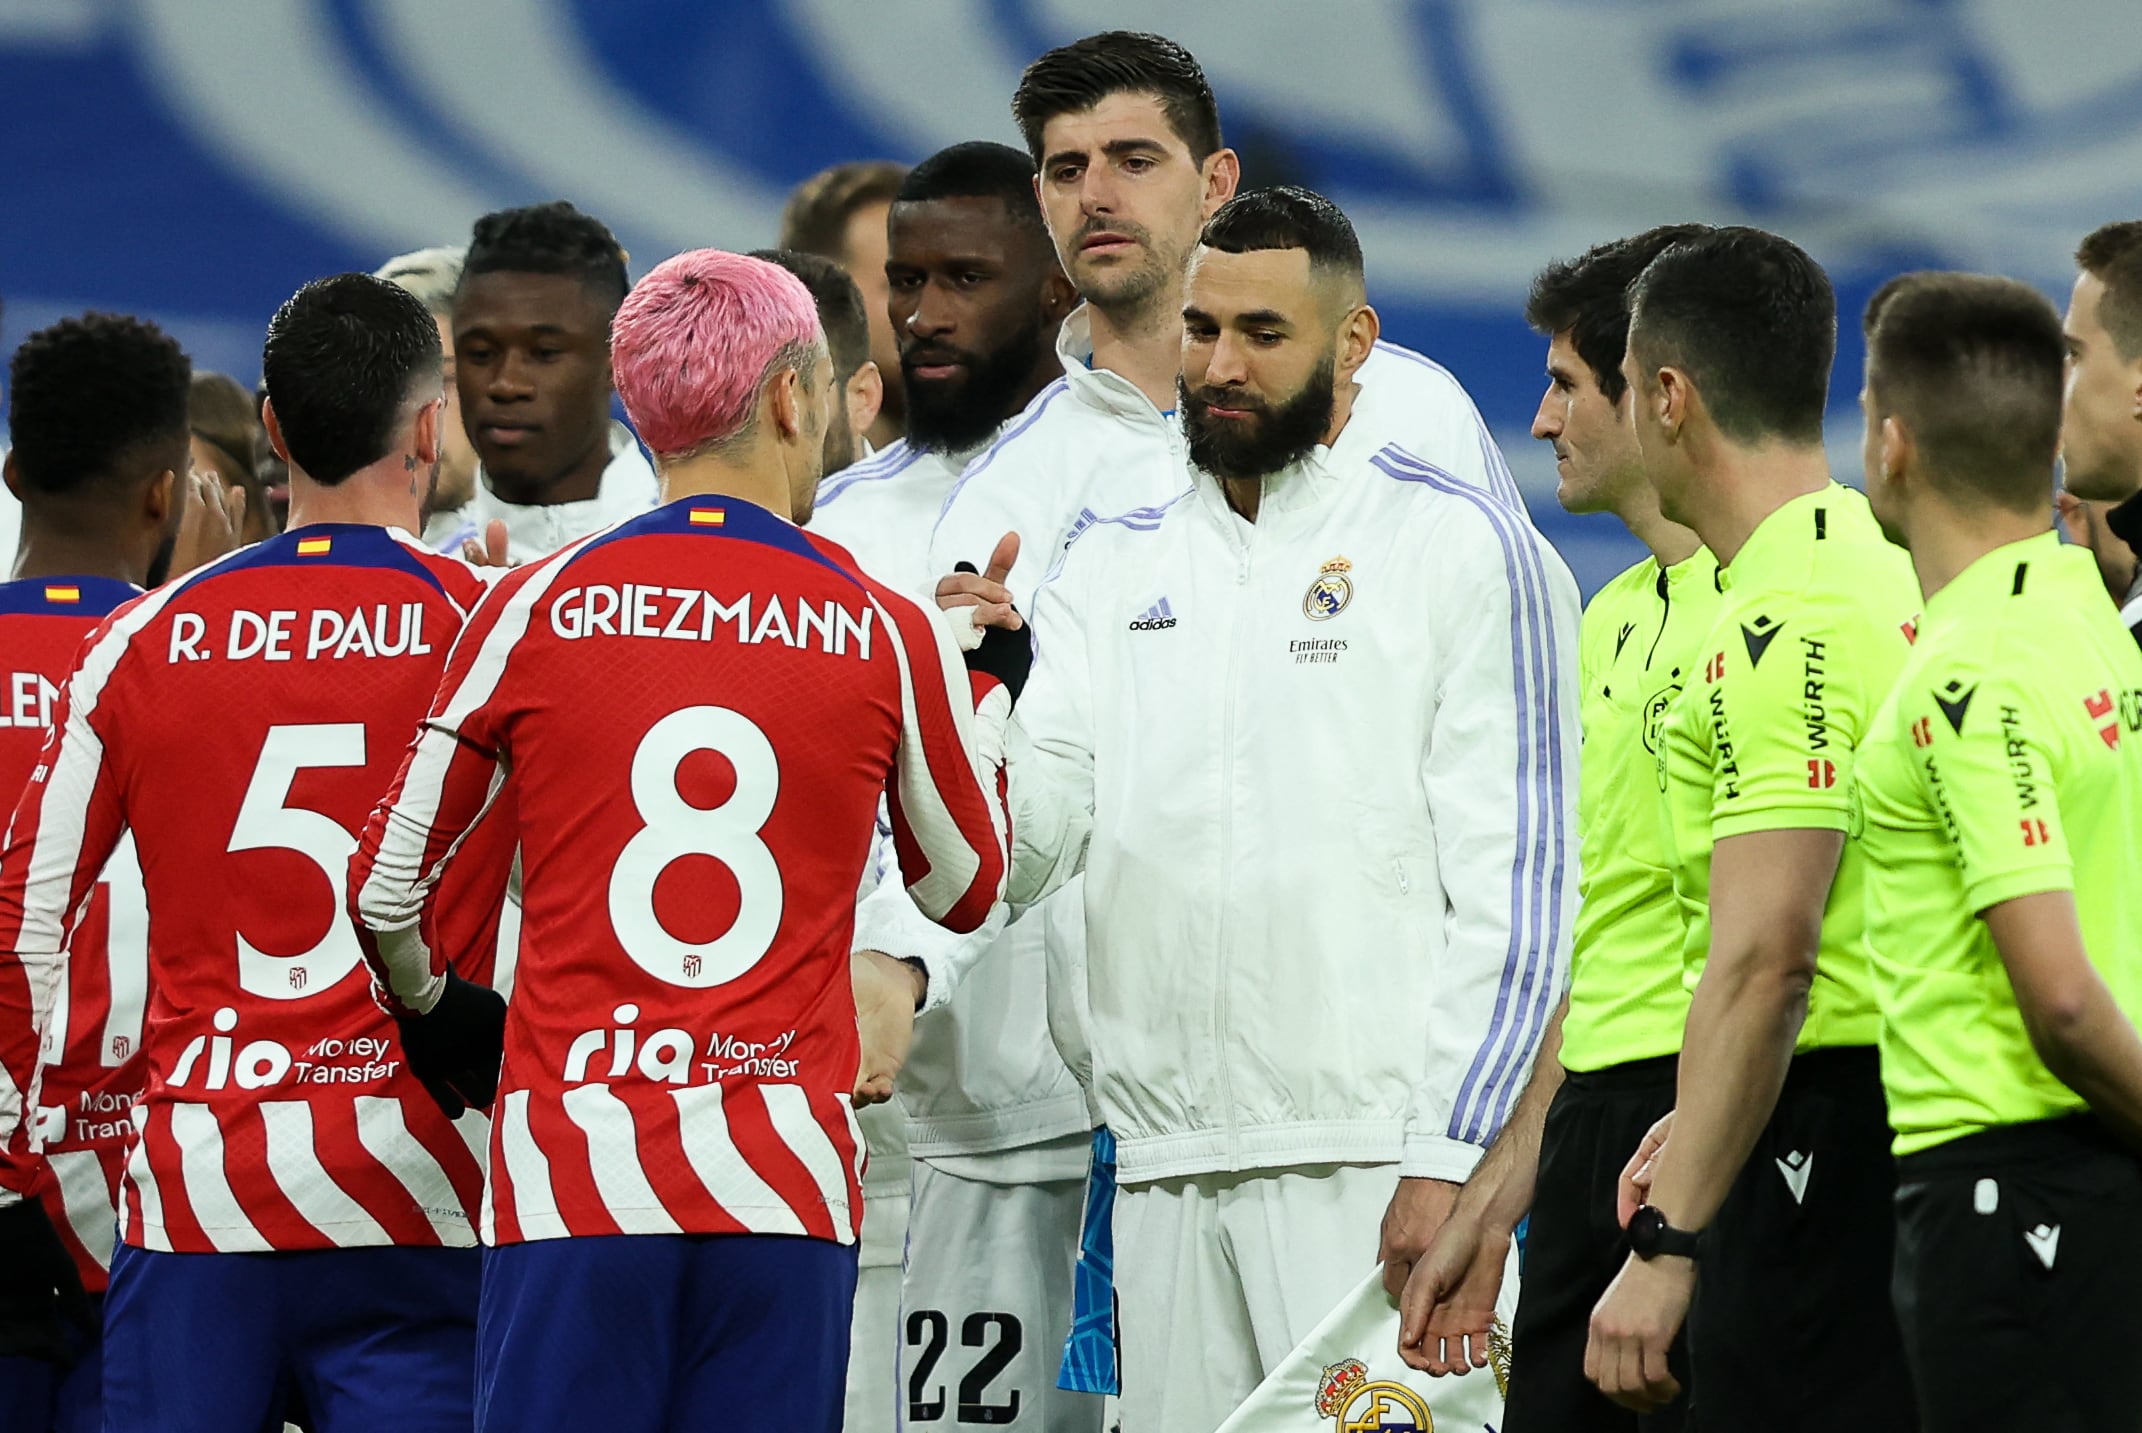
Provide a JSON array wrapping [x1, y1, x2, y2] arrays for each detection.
[[1312, 1357, 1433, 1431], [1304, 555, 1353, 622]]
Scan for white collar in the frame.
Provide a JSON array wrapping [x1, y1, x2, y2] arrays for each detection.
[[1055, 307, 1175, 428]]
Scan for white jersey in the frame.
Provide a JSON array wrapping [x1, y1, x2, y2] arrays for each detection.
[[814, 436, 1091, 1160], [1006, 425, 1581, 1185], [428, 420, 659, 562]]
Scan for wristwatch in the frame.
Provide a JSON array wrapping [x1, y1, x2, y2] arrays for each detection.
[[1626, 1205, 1701, 1261]]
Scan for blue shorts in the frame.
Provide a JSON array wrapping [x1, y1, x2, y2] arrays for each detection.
[[0, 1297, 100, 1433], [102, 1242, 478, 1433], [477, 1234, 858, 1433]]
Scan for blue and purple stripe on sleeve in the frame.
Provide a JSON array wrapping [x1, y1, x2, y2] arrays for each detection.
[[1373, 445, 1570, 1145]]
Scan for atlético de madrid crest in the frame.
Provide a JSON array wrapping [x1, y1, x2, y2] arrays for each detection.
[[1304, 556, 1354, 622]]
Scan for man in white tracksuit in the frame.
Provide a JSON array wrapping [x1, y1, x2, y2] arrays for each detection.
[[960, 188, 1580, 1432], [811, 141, 1098, 1433], [928, 47, 1550, 1391]]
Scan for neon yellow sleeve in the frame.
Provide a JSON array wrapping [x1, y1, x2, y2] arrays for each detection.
[[1706, 600, 1865, 839], [1908, 665, 2074, 912]]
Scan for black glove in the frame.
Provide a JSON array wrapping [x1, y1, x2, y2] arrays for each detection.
[[952, 561, 1034, 703], [0, 1198, 94, 1363], [396, 968, 506, 1119]]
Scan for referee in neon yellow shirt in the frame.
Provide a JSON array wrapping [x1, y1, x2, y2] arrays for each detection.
[[1857, 271, 2142, 1432], [1583, 229, 1920, 1430], [1397, 225, 1718, 1432]]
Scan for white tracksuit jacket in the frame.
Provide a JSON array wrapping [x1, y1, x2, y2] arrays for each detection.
[[1005, 418, 1581, 1185], [813, 436, 1092, 1160], [928, 308, 1555, 1178]]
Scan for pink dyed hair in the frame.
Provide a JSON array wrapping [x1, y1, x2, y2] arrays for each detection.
[[611, 249, 826, 457]]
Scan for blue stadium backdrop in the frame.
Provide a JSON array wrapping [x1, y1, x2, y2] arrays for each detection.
[[4, 0, 2139, 590]]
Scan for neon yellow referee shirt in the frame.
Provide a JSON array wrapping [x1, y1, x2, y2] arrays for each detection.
[[1859, 532, 2142, 1154], [1561, 548, 1722, 1073], [1656, 484, 1919, 1052]]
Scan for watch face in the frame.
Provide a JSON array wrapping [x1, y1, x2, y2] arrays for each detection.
[[1629, 1205, 1664, 1256]]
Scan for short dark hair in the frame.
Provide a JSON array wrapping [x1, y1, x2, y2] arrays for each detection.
[[1628, 226, 1835, 447], [895, 142, 1045, 233], [189, 371, 265, 486], [1199, 186, 1362, 281], [262, 274, 443, 486], [1863, 271, 2065, 511], [2077, 220, 2142, 360], [1012, 32, 1221, 165], [7, 313, 191, 496], [1526, 224, 1714, 403], [748, 248, 870, 383], [779, 161, 908, 261], [462, 201, 629, 308]]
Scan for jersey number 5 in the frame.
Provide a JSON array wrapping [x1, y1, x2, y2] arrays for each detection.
[[608, 705, 784, 989], [227, 722, 368, 1000]]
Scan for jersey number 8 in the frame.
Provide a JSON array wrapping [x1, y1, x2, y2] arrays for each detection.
[[608, 705, 784, 989]]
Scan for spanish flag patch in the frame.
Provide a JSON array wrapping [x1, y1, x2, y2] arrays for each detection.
[[296, 536, 333, 556], [688, 508, 726, 527], [43, 585, 79, 604]]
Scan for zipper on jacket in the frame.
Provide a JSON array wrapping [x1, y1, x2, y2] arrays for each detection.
[[1644, 564, 1671, 670], [1213, 528, 1253, 1166]]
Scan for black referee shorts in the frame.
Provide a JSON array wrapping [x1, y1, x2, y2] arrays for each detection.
[[1504, 1054, 1689, 1433], [1686, 1043, 1917, 1433], [1893, 1115, 2142, 1433]]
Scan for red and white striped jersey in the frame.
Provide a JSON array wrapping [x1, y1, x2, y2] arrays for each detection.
[[0, 576, 147, 1288], [350, 496, 1009, 1247], [0, 526, 510, 1255]]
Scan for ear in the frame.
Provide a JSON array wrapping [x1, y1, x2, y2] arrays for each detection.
[[262, 398, 292, 464], [848, 361, 884, 440], [1654, 366, 1692, 438], [413, 396, 443, 466], [1201, 148, 1242, 219], [1879, 413, 1913, 483], [769, 366, 805, 441], [1, 451, 20, 505], [2129, 353, 2142, 419], [1337, 303, 1380, 384], [144, 466, 179, 530], [1041, 269, 1078, 327]]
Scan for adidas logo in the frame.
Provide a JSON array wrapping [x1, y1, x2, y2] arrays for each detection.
[[1128, 597, 1178, 631]]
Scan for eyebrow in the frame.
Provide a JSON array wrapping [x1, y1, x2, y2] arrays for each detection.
[[1234, 310, 1292, 328], [1041, 136, 1171, 170], [458, 321, 573, 337]]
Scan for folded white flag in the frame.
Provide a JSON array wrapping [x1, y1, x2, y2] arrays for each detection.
[[1216, 1251, 1518, 1433]]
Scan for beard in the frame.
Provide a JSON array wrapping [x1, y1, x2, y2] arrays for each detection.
[[1066, 217, 1183, 319], [1180, 353, 1337, 484], [902, 315, 1048, 454], [819, 415, 858, 478], [415, 455, 445, 524]]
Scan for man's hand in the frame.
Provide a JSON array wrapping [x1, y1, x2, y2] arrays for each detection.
[[1618, 1110, 1673, 1227], [0, 1198, 95, 1361], [460, 519, 512, 570], [1585, 1252, 1693, 1412], [166, 469, 247, 580], [1397, 1209, 1509, 1375], [936, 532, 1022, 632], [394, 968, 506, 1119], [1378, 1176, 1462, 1299], [852, 948, 926, 1106]]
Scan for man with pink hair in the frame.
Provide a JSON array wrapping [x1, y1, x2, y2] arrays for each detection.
[[349, 249, 1026, 1433]]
